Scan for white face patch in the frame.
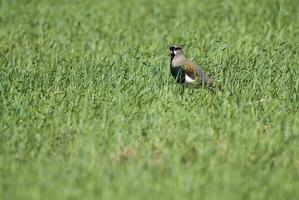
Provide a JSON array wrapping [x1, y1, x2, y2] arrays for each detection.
[[185, 74, 195, 83]]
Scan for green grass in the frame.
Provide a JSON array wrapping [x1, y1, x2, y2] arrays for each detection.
[[0, 0, 299, 199]]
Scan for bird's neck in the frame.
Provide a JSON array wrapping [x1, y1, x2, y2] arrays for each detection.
[[170, 53, 184, 64], [170, 53, 175, 63]]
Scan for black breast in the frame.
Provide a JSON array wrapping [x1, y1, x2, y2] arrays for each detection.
[[170, 66, 185, 84]]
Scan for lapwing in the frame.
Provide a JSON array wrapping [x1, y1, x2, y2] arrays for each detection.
[[169, 45, 214, 87]]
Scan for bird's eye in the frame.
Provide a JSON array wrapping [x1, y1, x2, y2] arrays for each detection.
[[174, 47, 182, 50]]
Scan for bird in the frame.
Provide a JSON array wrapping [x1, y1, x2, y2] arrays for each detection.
[[168, 44, 214, 88]]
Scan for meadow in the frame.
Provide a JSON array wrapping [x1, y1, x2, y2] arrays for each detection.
[[0, 0, 299, 199]]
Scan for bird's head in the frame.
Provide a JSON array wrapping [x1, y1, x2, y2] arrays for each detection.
[[168, 44, 184, 57]]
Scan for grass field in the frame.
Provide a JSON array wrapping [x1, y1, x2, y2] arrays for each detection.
[[0, 0, 299, 199]]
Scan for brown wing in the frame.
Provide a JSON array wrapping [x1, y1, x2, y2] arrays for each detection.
[[181, 61, 197, 79], [182, 60, 214, 86]]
